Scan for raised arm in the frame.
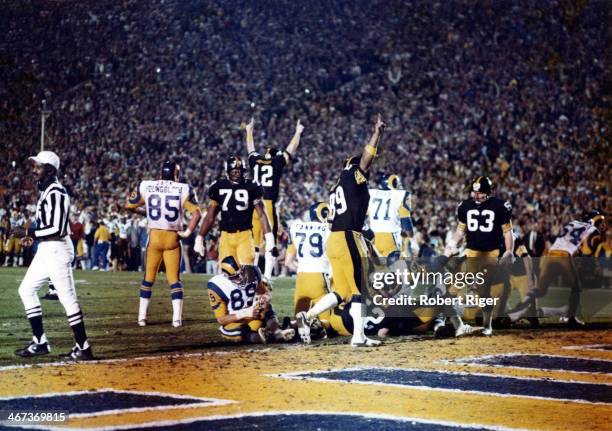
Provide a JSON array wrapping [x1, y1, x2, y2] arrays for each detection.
[[359, 114, 385, 172], [244, 117, 255, 154], [284, 119, 304, 161]]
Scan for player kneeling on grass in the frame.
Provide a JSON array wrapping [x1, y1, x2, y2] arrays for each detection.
[[208, 256, 294, 343]]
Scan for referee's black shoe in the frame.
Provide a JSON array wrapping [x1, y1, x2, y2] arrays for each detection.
[[61, 345, 94, 361], [15, 341, 50, 357]]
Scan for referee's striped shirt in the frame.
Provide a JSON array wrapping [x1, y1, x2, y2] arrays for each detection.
[[35, 179, 71, 239]]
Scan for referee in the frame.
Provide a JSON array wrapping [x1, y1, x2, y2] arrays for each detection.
[[12, 151, 93, 361]]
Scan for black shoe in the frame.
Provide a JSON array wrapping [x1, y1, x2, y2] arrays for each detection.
[[15, 341, 50, 358], [527, 317, 540, 328], [62, 345, 95, 361], [42, 292, 59, 300]]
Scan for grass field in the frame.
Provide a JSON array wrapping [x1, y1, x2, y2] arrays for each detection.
[[0, 268, 296, 366]]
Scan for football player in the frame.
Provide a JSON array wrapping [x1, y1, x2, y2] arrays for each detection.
[[445, 176, 514, 336], [296, 114, 385, 347], [208, 256, 294, 343], [244, 118, 303, 277], [509, 211, 605, 326], [194, 156, 278, 271], [285, 202, 332, 317], [3, 209, 26, 267], [126, 161, 201, 327], [368, 174, 413, 257]]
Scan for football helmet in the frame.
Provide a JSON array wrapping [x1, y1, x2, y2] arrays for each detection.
[[344, 155, 361, 169], [264, 146, 280, 160], [584, 210, 605, 230], [161, 161, 180, 181], [220, 255, 241, 277], [309, 202, 330, 223], [471, 176, 493, 203], [224, 155, 245, 182], [380, 174, 402, 190]]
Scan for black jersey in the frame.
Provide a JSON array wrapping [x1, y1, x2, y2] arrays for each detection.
[[208, 178, 263, 232], [329, 164, 370, 232], [457, 196, 512, 252], [248, 151, 288, 202]]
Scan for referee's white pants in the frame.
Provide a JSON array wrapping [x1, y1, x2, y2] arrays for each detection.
[[18, 237, 81, 316]]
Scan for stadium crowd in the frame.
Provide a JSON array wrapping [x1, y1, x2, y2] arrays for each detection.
[[1, 0, 609, 270]]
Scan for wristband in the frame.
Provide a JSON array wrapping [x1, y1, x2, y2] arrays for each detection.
[[365, 144, 377, 156]]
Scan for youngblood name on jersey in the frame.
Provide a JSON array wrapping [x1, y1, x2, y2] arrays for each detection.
[[134, 180, 198, 231]]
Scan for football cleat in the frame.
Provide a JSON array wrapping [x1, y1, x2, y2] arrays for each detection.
[[560, 316, 586, 328], [350, 337, 382, 347], [61, 345, 94, 362], [138, 319, 147, 327], [295, 312, 312, 344], [15, 341, 50, 358], [172, 320, 182, 328], [482, 328, 493, 336], [274, 328, 296, 342], [455, 324, 484, 337]]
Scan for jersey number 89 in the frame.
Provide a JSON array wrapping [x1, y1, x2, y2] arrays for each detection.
[[329, 187, 347, 221]]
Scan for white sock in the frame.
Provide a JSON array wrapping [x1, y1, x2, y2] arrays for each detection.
[[172, 299, 183, 322], [264, 251, 276, 279], [305, 293, 338, 320], [34, 334, 48, 345], [139, 298, 150, 322], [349, 301, 366, 342], [482, 310, 493, 330], [450, 316, 463, 329]]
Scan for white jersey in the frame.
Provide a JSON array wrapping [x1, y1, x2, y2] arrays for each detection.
[[208, 274, 257, 314], [138, 180, 196, 231], [367, 189, 408, 233], [550, 220, 597, 256], [290, 221, 330, 273]]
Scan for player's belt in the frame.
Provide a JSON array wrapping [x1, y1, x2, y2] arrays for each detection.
[[222, 228, 247, 234], [38, 234, 67, 242]]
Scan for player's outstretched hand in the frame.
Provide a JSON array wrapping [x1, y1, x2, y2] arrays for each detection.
[[194, 235, 206, 257], [374, 113, 386, 134], [295, 119, 304, 135], [245, 117, 254, 134]]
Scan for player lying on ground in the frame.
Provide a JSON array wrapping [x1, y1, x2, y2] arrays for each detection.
[[207, 256, 294, 343]]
